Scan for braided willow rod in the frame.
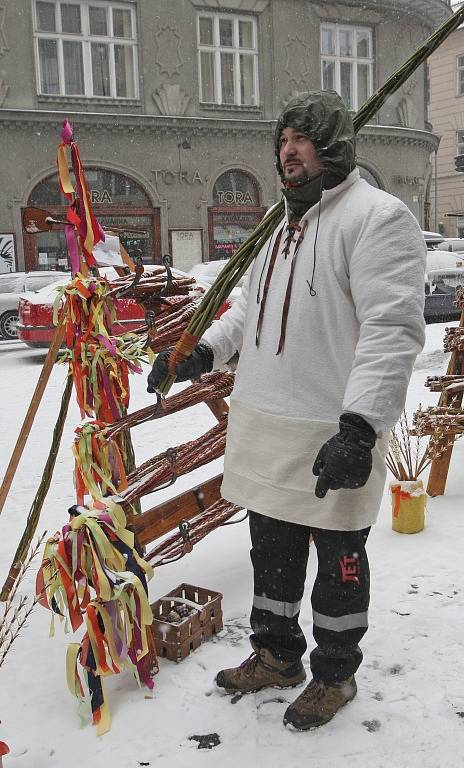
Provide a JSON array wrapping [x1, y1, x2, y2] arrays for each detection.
[[145, 498, 242, 566], [0, 376, 73, 601], [122, 420, 227, 503], [157, 3, 464, 397], [106, 372, 234, 439]]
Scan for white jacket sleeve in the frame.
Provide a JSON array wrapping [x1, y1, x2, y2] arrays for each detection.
[[342, 201, 426, 436], [201, 270, 250, 368]]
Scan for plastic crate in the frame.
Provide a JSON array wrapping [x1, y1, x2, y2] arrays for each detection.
[[151, 583, 223, 661]]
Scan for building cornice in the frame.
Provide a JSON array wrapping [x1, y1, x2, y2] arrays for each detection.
[[358, 124, 441, 152], [0, 108, 441, 150], [313, 0, 451, 27], [0, 107, 276, 138]]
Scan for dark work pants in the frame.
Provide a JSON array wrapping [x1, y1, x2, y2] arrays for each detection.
[[249, 510, 370, 684]]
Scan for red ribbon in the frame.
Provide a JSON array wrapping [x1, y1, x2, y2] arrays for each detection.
[[391, 484, 412, 518]]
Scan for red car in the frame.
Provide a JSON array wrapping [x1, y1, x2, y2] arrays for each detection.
[[17, 270, 234, 348]]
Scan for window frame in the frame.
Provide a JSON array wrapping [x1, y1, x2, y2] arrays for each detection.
[[320, 22, 373, 111], [197, 11, 259, 107], [457, 54, 464, 96], [457, 129, 464, 157], [33, 0, 139, 99]]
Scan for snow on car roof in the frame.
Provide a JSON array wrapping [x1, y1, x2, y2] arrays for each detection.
[[426, 250, 464, 272]]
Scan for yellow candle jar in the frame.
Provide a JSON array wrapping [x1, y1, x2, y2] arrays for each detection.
[[390, 479, 426, 534]]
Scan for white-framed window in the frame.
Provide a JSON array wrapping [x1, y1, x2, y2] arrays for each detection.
[[197, 12, 259, 106], [33, 1, 138, 98], [457, 55, 464, 96], [321, 23, 373, 111]]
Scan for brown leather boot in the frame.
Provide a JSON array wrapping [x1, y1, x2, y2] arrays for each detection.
[[215, 642, 306, 694], [283, 676, 357, 730]]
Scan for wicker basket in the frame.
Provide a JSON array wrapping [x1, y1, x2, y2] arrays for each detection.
[[151, 583, 223, 661]]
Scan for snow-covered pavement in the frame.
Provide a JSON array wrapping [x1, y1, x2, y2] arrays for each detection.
[[1, 323, 464, 768]]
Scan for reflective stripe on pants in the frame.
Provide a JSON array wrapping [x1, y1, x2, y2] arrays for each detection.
[[248, 510, 370, 683]]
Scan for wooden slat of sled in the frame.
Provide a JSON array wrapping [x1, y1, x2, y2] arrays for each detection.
[[129, 474, 223, 546]]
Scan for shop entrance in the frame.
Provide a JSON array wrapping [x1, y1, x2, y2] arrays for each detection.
[[208, 170, 266, 260], [23, 169, 160, 270]]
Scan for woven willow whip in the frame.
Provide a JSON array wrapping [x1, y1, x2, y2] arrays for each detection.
[[156, 4, 464, 395]]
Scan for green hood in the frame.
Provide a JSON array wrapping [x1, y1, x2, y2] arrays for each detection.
[[275, 90, 356, 185]]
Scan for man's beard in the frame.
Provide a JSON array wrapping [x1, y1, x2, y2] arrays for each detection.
[[283, 165, 313, 188], [284, 165, 311, 187]]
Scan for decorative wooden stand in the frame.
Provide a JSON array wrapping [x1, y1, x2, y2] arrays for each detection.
[[426, 306, 464, 497]]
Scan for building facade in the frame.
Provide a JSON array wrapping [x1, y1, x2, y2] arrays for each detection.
[[0, 0, 450, 273], [428, 23, 464, 236]]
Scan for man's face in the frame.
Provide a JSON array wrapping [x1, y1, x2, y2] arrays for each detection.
[[279, 126, 322, 183]]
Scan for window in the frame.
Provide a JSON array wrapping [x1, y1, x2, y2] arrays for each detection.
[[457, 130, 464, 156], [33, 1, 138, 98], [321, 23, 373, 111], [458, 56, 464, 95], [198, 13, 258, 106], [213, 170, 260, 206]]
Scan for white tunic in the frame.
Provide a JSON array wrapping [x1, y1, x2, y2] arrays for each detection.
[[202, 169, 426, 530]]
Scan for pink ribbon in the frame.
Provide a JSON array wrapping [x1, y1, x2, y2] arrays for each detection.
[[65, 224, 80, 275], [60, 119, 73, 144]]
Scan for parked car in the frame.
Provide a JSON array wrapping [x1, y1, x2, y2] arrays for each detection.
[[0, 271, 70, 340], [17, 268, 234, 348], [424, 250, 464, 323], [188, 260, 245, 317], [437, 238, 464, 255], [422, 230, 445, 249]]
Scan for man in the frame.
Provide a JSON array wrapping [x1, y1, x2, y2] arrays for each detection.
[[147, 91, 426, 730]]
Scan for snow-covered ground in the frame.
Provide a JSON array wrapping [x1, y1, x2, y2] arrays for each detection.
[[1, 322, 464, 768]]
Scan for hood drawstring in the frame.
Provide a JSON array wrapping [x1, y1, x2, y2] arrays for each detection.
[[255, 170, 325, 352], [307, 174, 324, 297], [276, 220, 308, 354], [255, 216, 310, 351], [255, 228, 283, 347]]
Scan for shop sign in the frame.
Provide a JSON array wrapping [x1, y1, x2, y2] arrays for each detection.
[[216, 190, 255, 205], [152, 169, 205, 185], [89, 189, 112, 203], [392, 175, 424, 186], [170, 230, 202, 272]]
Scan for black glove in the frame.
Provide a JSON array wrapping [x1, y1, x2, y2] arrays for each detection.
[[147, 343, 214, 393], [312, 413, 377, 499]]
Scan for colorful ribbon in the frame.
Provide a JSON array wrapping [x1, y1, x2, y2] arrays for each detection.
[[56, 119, 104, 269], [37, 501, 156, 735]]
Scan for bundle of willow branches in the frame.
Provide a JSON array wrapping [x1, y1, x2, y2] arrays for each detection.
[[386, 411, 432, 481], [145, 498, 242, 567], [106, 372, 234, 439], [425, 375, 464, 396], [107, 268, 195, 299], [443, 327, 464, 353], [122, 420, 227, 503], [156, 3, 464, 396], [456, 286, 464, 310], [413, 406, 464, 436], [0, 533, 46, 669]]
